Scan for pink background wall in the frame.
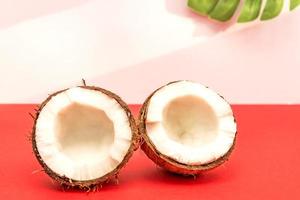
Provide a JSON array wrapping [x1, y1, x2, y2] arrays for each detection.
[[0, 0, 299, 104]]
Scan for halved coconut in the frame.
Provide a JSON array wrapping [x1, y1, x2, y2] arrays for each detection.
[[32, 86, 138, 188], [139, 81, 237, 175]]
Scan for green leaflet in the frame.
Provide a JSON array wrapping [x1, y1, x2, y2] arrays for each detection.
[[290, 0, 300, 10], [188, 0, 300, 23], [238, 0, 262, 22], [261, 0, 284, 20], [187, 0, 219, 15], [208, 0, 240, 22]]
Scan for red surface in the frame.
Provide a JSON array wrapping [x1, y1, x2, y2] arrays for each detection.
[[0, 104, 300, 200]]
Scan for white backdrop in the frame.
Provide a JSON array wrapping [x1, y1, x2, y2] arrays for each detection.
[[0, 0, 300, 104]]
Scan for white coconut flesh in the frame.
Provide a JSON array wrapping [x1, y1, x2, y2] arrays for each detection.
[[145, 81, 236, 165], [35, 87, 132, 181]]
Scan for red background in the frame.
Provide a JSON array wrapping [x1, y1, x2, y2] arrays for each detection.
[[0, 105, 299, 199]]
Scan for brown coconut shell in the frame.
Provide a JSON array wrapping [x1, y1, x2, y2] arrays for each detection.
[[138, 81, 237, 175], [32, 86, 139, 189]]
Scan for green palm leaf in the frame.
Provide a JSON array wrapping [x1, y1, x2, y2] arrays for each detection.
[[187, 0, 300, 23]]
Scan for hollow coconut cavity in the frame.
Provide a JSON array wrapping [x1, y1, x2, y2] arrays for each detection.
[[139, 81, 237, 175], [32, 86, 138, 188]]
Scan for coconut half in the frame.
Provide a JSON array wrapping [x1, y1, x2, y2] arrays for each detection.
[[139, 81, 237, 175], [32, 86, 138, 188]]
